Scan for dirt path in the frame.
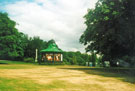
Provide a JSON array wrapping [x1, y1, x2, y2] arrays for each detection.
[[0, 65, 135, 91]]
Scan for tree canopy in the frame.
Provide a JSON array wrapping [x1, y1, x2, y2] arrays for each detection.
[[0, 12, 53, 60], [0, 12, 25, 59], [80, 0, 135, 66]]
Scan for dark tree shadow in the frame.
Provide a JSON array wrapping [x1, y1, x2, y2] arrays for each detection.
[[59, 67, 135, 84], [0, 63, 8, 64]]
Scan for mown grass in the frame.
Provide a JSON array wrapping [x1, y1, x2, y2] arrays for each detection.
[[0, 60, 34, 65], [0, 77, 107, 91], [0, 65, 35, 69], [0, 60, 135, 91], [0, 60, 36, 69], [0, 77, 39, 91], [61, 67, 135, 84], [0, 77, 70, 91]]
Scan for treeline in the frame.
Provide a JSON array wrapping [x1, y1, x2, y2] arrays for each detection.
[[0, 12, 54, 61], [63, 51, 89, 65], [1, 12, 101, 66], [63, 51, 102, 66]]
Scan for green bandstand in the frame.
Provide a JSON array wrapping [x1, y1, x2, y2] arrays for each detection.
[[39, 42, 63, 64]]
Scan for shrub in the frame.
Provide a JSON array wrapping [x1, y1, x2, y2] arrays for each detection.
[[63, 59, 71, 65], [40, 62, 65, 65], [24, 57, 35, 63]]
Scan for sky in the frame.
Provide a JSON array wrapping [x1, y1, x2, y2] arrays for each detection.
[[0, 0, 97, 52]]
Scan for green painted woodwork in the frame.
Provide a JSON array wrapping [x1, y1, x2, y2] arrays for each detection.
[[40, 43, 63, 53]]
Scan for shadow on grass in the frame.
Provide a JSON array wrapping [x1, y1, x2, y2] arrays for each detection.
[[60, 67, 135, 84], [0, 63, 8, 64]]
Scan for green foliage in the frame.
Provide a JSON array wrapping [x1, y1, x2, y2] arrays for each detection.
[[63, 51, 90, 66], [0, 12, 24, 60], [42, 62, 64, 65], [96, 56, 103, 67], [0, 60, 33, 65], [89, 52, 97, 66], [0, 12, 53, 60], [76, 56, 85, 65], [80, 0, 135, 67], [66, 51, 103, 67], [24, 57, 35, 63], [72, 56, 77, 65], [24, 36, 47, 58], [24, 37, 59, 60]]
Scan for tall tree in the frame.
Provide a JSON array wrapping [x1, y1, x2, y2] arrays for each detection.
[[0, 12, 24, 60], [80, 0, 135, 66], [24, 36, 48, 58]]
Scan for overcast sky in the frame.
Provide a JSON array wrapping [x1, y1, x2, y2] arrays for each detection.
[[0, 0, 97, 52]]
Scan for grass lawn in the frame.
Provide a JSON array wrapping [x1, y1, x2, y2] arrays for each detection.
[[0, 60, 135, 91]]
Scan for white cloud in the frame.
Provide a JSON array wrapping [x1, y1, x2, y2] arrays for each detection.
[[4, 0, 97, 52]]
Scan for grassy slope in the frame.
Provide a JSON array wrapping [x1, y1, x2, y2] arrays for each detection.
[[0, 60, 135, 91]]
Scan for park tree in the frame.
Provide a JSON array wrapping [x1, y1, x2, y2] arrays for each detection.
[[90, 52, 97, 67], [24, 36, 48, 58], [47, 39, 59, 49], [0, 12, 24, 60], [63, 51, 90, 66], [80, 0, 135, 66]]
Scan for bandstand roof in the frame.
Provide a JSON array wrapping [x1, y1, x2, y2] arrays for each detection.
[[40, 43, 63, 53]]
